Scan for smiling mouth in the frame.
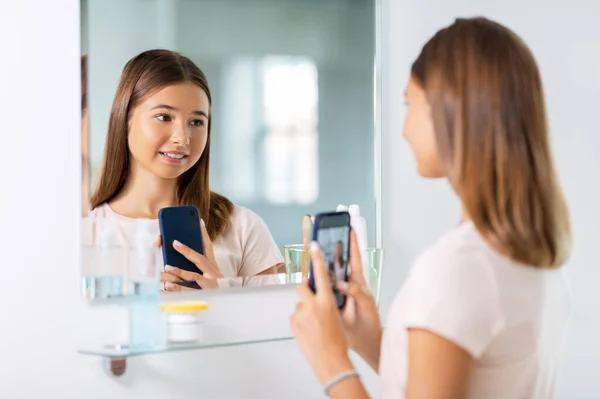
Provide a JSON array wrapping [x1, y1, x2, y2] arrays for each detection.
[[159, 151, 188, 160]]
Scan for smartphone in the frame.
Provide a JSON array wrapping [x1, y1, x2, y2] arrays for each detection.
[[158, 206, 204, 289], [308, 211, 351, 309]]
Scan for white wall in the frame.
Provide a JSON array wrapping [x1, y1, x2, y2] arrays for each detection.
[[380, 0, 600, 397]]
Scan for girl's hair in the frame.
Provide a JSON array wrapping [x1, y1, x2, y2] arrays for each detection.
[[90, 49, 233, 240], [411, 17, 571, 268], [81, 54, 87, 113]]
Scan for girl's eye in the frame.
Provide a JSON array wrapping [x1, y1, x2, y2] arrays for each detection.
[[190, 119, 204, 127], [156, 114, 172, 122]]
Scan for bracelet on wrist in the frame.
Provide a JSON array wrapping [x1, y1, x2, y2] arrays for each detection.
[[324, 369, 360, 395]]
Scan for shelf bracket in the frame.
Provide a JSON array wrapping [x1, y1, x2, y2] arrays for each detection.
[[104, 356, 127, 377]]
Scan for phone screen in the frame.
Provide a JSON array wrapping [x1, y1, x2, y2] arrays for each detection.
[[313, 212, 351, 308], [318, 225, 350, 286]]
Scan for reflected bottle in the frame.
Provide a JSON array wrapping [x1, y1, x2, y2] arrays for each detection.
[[82, 218, 123, 299], [128, 219, 161, 350], [348, 205, 369, 280]]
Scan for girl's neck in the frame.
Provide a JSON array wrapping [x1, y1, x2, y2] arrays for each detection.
[[460, 204, 471, 224], [109, 163, 178, 219]]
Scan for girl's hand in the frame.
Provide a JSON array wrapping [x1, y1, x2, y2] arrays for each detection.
[[291, 241, 354, 385], [336, 229, 383, 371], [160, 220, 223, 290]]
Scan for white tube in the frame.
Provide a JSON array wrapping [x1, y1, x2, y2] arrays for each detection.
[[348, 204, 369, 278]]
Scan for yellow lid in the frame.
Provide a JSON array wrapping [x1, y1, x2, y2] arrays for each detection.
[[160, 301, 209, 313]]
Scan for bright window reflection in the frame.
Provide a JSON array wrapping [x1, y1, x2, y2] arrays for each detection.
[[261, 57, 319, 205]]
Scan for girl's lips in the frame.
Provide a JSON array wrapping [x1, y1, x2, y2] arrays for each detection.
[[159, 151, 188, 164]]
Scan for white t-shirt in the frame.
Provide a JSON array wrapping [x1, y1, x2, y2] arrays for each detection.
[[379, 221, 571, 399], [87, 203, 283, 277]]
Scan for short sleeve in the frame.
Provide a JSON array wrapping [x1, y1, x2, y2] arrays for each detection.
[[402, 247, 505, 357], [236, 207, 284, 276]]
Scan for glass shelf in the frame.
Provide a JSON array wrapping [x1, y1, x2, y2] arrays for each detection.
[[79, 336, 294, 358]]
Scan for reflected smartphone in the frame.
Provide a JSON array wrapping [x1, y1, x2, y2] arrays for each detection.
[[308, 211, 351, 309], [158, 206, 204, 289]]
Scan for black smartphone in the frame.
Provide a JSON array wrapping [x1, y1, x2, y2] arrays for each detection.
[[158, 206, 204, 289], [308, 211, 351, 309]]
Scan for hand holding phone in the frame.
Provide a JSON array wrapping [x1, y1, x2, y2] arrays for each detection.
[[158, 206, 223, 290], [295, 228, 383, 375], [158, 206, 204, 274], [308, 211, 351, 309], [291, 239, 354, 385]]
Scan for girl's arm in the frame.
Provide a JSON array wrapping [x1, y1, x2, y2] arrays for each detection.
[[405, 328, 473, 399]]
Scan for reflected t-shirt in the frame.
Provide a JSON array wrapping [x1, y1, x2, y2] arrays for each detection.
[[87, 203, 284, 277], [331, 260, 346, 282]]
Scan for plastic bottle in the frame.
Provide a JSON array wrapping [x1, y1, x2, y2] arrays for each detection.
[[348, 204, 369, 279], [336, 204, 348, 212], [129, 218, 161, 350], [98, 218, 117, 250], [133, 218, 156, 279], [96, 218, 121, 298]]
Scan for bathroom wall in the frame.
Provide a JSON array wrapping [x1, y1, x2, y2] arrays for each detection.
[[1, 0, 598, 397]]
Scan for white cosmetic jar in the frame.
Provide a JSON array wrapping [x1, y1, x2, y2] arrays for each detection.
[[160, 301, 209, 343]]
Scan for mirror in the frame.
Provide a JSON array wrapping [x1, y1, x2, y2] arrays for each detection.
[[80, 0, 379, 297]]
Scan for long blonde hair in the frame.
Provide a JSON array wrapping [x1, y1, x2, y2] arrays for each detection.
[[412, 17, 571, 268]]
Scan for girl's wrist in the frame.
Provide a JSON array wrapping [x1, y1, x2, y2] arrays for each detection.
[[326, 373, 365, 398], [317, 351, 354, 385], [324, 369, 361, 396]]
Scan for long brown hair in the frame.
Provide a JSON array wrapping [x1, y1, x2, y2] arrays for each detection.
[[81, 54, 90, 217], [81, 54, 87, 113], [90, 49, 233, 240], [411, 17, 571, 268]]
